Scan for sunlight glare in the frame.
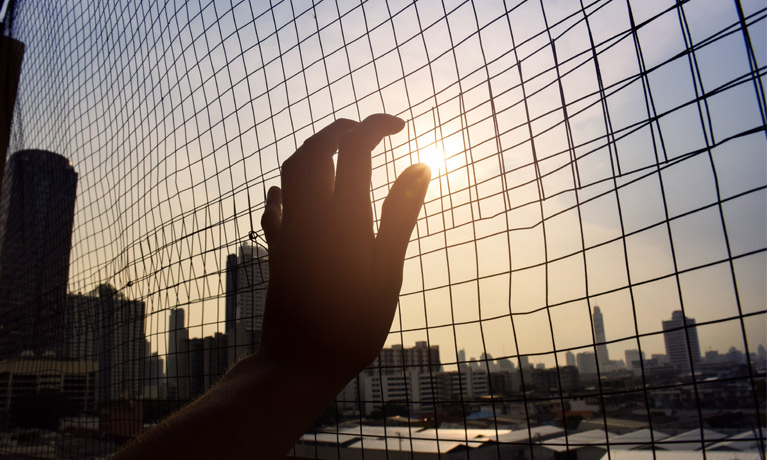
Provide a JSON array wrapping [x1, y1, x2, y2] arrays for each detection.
[[418, 142, 445, 174]]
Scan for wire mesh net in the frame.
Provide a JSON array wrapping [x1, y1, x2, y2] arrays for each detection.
[[0, 0, 765, 458]]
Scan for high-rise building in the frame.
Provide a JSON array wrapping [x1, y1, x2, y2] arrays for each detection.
[[167, 308, 189, 400], [62, 287, 146, 402], [565, 351, 576, 367], [592, 306, 609, 365], [224, 253, 237, 345], [63, 293, 99, 360], [662, 310, 701, 372], [95, 285, 146, 403], [226, 243, 269, 365], [0, 150, 77, 358], [187, 338, 205, 399], [202, 332, 228, 391], [66, 285, 145, 402], [143, 349, 166, 399], [576, 351, 597, 375]]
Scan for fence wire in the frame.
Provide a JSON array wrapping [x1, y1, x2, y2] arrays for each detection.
[[0, 0, 765, 458]]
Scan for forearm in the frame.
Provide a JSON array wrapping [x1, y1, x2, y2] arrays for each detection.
[[112, 350, 343, 459]]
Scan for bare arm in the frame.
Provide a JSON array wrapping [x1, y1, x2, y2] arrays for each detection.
[[112, 114, 431, 459]]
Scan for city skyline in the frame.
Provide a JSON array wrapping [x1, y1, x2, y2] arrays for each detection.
[[17, 0, 756, 365]]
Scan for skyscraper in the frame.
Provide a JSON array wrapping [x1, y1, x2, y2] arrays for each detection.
[[167, 308, 189, 400], [65, 285, 146, 402], [592, 306, 609, 365], [565, 351, 576, 367], [224, 254, 237, 345], [662, 310, 702, 372], [226, 243, 269, 365], [0, 150, 77, 358], [576, 351, 597, 375]]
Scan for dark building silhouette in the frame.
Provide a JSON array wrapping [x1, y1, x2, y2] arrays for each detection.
[[225, 243, 269, 366], [167, 308, 189, 400], [66, 285, 146, 402], [187, 338, 205, 399], [592, 306, 609, 365], [224, 253, 237, 346], [203, 332, 228, 391], [0, 150, 77, 358]]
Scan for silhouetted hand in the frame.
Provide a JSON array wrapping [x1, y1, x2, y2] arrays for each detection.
[[112, 114, 430, 460], [260, 114, 431, 388]]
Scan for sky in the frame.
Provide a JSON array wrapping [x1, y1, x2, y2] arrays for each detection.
[[7, 0, 767, 369]]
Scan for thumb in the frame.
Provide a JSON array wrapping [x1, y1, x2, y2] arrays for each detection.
[[373, 163, 431, 296]]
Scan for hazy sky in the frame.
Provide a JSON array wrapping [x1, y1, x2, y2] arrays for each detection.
[[7, 0, 766, 368]]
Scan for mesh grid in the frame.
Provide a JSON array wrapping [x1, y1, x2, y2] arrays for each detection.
[[0, 0, 765, 458]]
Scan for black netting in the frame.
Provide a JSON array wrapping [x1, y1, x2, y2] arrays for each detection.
[[0, 0, 764, 458]]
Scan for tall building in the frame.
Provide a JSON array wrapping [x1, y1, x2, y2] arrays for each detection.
[[592, 306, 609, 365], [226, 243, 269, 365], [94, 285, 146, 402], [0, 150, 77, 358], [224, 254, 237, 345], [143, 349, 166, 399], [63, 293, 99, 360], [662, 310, 701, 372], [187, 338, 205, 399], [167, 308, 189, 400], [576, 351, 597, 375], [66, 285, 145, 402], [566, 351, 576, 367], [202, 332, 228, 391]]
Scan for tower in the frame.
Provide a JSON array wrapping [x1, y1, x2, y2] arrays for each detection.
[[167, 308, 189, 400], [226, 243, 269, 365], [0, 150, 77, 358], [592, 306, 609, 365], [99, 285, 146, 402], [662, 310, 701, 372], [224, 253, 237, 346]]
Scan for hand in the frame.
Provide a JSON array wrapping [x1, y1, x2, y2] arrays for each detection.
[[112, 115, 430, 460], [259, 114, 431, 388]]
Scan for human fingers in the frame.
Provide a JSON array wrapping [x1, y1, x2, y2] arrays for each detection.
[[334, 114, 406, 228], [373, 163, 431, 298], [281, 118, 358, 226], [261, 186, 283, 252]]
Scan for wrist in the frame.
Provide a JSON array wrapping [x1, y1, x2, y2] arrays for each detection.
[[228, 347, 350, 405]]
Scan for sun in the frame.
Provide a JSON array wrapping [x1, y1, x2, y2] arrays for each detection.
[[418, 141, 446, 174]]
